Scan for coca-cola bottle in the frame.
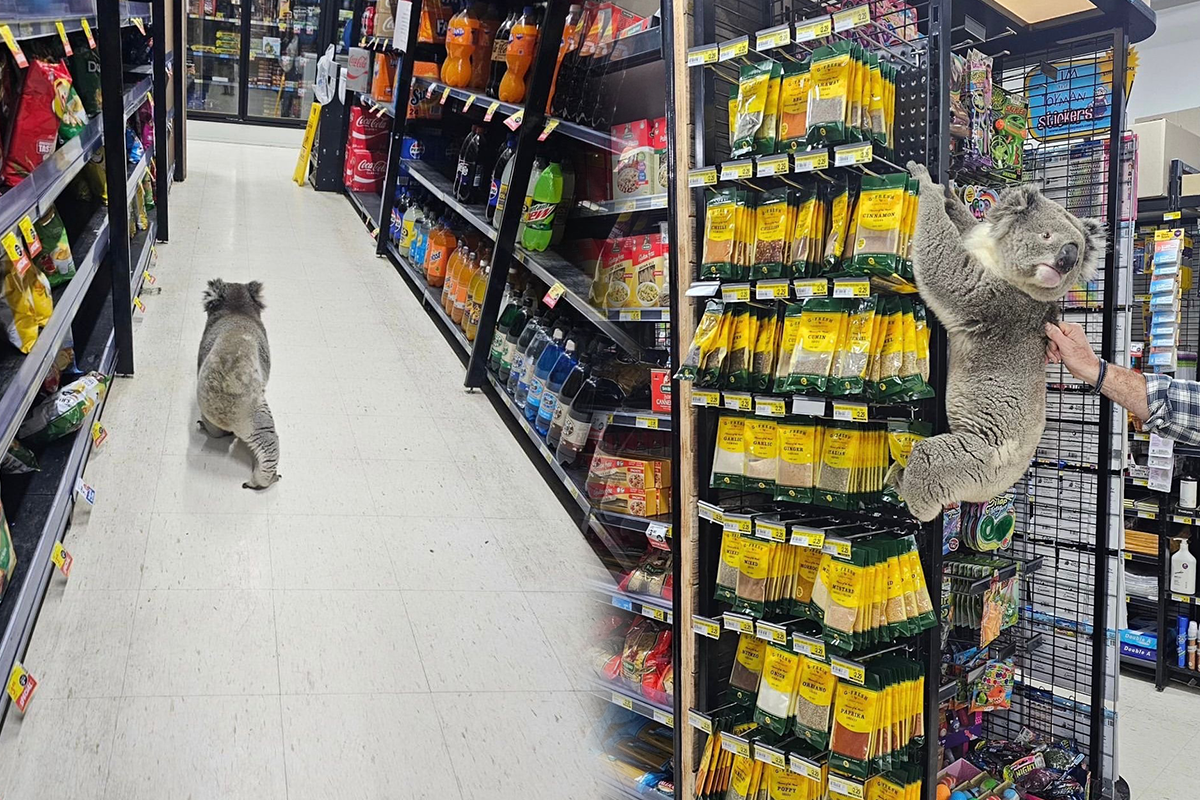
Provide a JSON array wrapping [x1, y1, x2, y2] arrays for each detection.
[[486, 10, 516, 98]]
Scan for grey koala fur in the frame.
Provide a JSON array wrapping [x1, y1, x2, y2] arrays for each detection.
[[196, 279, 281, 490], [896, 162, 1105, 522]]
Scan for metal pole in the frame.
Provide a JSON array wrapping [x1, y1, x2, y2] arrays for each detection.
[[464, 3, 569, 388], [152, 0, 169, 240], [375, 0, 424, 256], [238, 0, 250, 120], [98, 3, 135, 375], [173, 0, 186, 182], [1157, 513, 1169, 690]]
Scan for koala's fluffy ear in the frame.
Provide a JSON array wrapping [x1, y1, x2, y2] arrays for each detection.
[[202, 279, 227, 312], [246, 280, 266, 310], [993, 184, 1042, 216], [1078, 217, 1107, 282]]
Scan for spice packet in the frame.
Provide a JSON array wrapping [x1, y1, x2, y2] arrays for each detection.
[[830, 295, 878, 397], [793, 654, 838, 749], [744, 417, 780, 494], [702, 189, 741, 279], [757, 62, 784, 155], [830, 674, 882, 779], [775, 417, 819, 504], [716, 528, 744, 603], [700, 303, 733, 387], [733, 60, 776, 158], [754, 642, 802, 734], [792, 543, 825, 615], [788, 297, 848, 394], [751, 305, 780, 391], [711, 413, 747, 489], [789, 183, 819, 279], [724, 304, 754, 390], [735, 534, 773, 617], [774, 302, 806, 392], [753, 188, 790, 279], [778, 60, 811, 153], [823, 175, 852, 269], [676, 299, 724, 382], [807, 41, 854, 146], [730, 632, 766, 704], [850, 173, 908, 276]]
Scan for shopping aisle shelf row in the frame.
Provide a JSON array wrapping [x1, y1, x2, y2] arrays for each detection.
[[597, 681, 675, 728], [599, 582, 673, 625], [2, 1, 151, 39], [385, 243, 472, 357]]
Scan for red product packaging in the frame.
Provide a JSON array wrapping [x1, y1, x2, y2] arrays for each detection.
[[348, 105, 392, 150], [649, 116, 669, 193], [611, 119, 652, 199], [2, 60, 60, 188], [650, 368, 671, 413], [577, 149, 611, 202]]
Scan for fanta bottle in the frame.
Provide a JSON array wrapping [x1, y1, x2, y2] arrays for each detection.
[[452, 250, 478, 325], [442, 238, 467, 313], [441, 6, 479, 87], [499, 6, 538, 103], [424, 217, 453, 288]]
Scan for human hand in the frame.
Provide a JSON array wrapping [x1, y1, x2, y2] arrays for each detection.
[[1044, 321, 1101, 384]]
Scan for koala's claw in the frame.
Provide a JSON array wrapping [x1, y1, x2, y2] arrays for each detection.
[[906, 161, 930, 181], [243, 474, 281, 491]]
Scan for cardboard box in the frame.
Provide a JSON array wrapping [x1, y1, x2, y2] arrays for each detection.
[[650, 116, 669, 194], [611, 120, 653, 199], [596, 486, 671, 517], [650, 369, 671, 413], [1131, 118, 1200, 198], [588, 454, 672, 491]]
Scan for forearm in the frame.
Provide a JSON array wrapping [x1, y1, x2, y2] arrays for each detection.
[[1098, 363, 1151, 421]]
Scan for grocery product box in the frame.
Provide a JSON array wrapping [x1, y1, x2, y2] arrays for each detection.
[[650, 369, 671, 413], [628, 232, 667, 308], [596, 486, 672, 517], [650, 116, 669, 194], [374, 0, 396, 39], [611, 119, 653, 199], [589, 453, 672, 491]]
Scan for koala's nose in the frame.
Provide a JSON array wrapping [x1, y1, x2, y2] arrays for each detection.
[[1054, 242, 1079, 273]]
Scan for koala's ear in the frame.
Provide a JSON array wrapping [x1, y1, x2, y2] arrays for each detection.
[[202, 279, 227, 312], [246, 280, 266, 310], [994, 184, 1042, 216], [1078, 217, 1107, 282]]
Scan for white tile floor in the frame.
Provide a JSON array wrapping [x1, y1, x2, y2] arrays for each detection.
[[0, 141, 607, 800], [1119, 672, 1200, 799]]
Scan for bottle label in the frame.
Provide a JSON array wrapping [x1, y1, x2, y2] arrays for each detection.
[[511, 352, 526, 378], [528, 378, 545, 408], [538, 394, 558, 424], [491, 34, 508, 63], [502, 340, 518, 369], [466, 301, 482, 329], [562, 414, 590, 449], [488, 179, 501, 209], [523, 201, 557, 229], [551, 399, 569, 428], [401, 220, 416, 247]]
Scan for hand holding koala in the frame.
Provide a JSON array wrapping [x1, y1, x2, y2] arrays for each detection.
[[895, 162, 1105, 522]]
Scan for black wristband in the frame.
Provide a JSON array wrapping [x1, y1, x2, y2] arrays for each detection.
[[1092, 358, 1107, 394]]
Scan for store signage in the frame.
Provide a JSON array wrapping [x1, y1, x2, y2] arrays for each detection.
[[1024, 54, 1116, 142]]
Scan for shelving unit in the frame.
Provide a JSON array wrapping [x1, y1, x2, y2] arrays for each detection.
[[0, 0, 172, 723]]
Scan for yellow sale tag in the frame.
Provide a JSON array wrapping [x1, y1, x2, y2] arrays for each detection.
[[81, 19, 96, 48], [755, 398, 786, 417], [832, 5, 870, 32], [17, 216, 41, 257], [794, 150, 829, 172], [795, 17, 832, 42], [692, 389, 720, 407], [1165, 211, 1182, 220], [686, 44, 719, 66], [688, 167, 718, 187], [6, 663, 35, 712], [635, 415, 659, 429], [833, 279, 870, 298], [692, 616, 722, 639], [756, 154, 789, 176], [542, 281, 566, 308], [1, 231, 29, 276], [440, 85, 451, 104], [721, 284, 751, 302], [832, 402, 868, 422], [484, 100, 500, 121], [538, 118, 559, 142], [612, 692, 634, 711], [144, 270, 156, 285], [617, 309, 642, 321], [132, 17, 146, 35], [504, 108, 525, 131], [0, 26, 27, 68], [51, 541, 73, 577], [91, 421, 107, 449], [718, 37, 749, 62], [721, 160, 754, 180], [462, 93, 475, 111], [56, 21, 73, 55], [835, 142, 873, 166], [133, 296, 145, 312]]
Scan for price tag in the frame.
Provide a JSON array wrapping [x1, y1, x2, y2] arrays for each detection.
[[652, 709, 674, 727], [756, 621, 789, 645], [755, 279, 790, 299], [1155, 228, 1179, 242], [91, 421, 107, 449], [755, 744, 788, 768], [721, 283, 751, 302], [693, 615, 722, 639], [723, 613, 755, 634], [688, 709, 714, 734], [6, 663, 35, 712], [722, 735, 752, 758], [790, 526, 826, 549], [611, 595, 634, 612], [425, 82, 437, 99], [51, 541, 73, 577], [688, 167, 719, 187], [721, 159, 754, 181], [755, 23, 792, 51], [834, 142, 873, 166], [1, 231, 30, 276], [133, 296, 146, 312], [635, 415, 659, 429], [793, 278, 828, 298], [144, 270, 156, 286], [756, 154, 789, 176], [56, 21, 74, 55], [697, 500, 724, 524], [755, 397, 786, 417], [440, 85, 452, 105], [614, 198, 639, 213], [792, 396, 826, 416], [755, 519, 787, 542], [687, 44, 719, 66], [612, 691, 635, 711], [132, 17, 147, 35], [617, 309, 642, 321], [794, 150, 830, 172], [81, 19, 96, 48], [645, 521, 670, 549], [830, 656, 866, 685], [538, 119, 560, 142], [718, 36, 749, 62], [823, 537, 852, 558], [0, 25, 27, 68], [1174, 594, 1192, 604], [723, 392, 752, 411], [1165, 211, 1182, 220], [833, 279, 870, 298], [543, 281, 566, 308], [796, 17, 832, 42], [75, 478, 96, 505], [692, 389, 720, 407], [723, 512, 753, 534], [832, 5, 871, 32], [792, 634, 826, 660], [18, 216, 41, 257], [832, 402, 869, 422], [790, 754, 823, 782], [461, 93, 476, 112], [641, 605, 668, 623], [484, 100, 501, 121], [504, 108, 525, 131]]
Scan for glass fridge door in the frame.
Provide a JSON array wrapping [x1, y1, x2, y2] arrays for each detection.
[[247, 0, 323, 122], [186, 0, 242, 117]]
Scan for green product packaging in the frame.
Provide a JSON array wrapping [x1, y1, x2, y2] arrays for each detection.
[[18, 371, 108, 447], [849, 173, 909, 276], [822, 174, 852, 270], [711, 413, 747, 490], [793, 654, 837, 749], [701, 188, 741, 279], [829, 295, 878, 397], [1, 438, 39, 475], [0, 500, 13, 599], [773, 302, 805, 392], [33, 207, 77, 287], [806, 41, 854, 147], [724, 304, 754, 390], [69, 47, 103, 116], [733, 60, 777, 158], [829, 671, 883, 779], [752, 188, 790, 279], [787, 297, 847, 394]]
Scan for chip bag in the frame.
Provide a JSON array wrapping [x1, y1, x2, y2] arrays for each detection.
[[2, 60, 61, 187], [33, 207, 77, 287], [0, 500, 13, 599], [48, 59, 88, 140], [19, 371, 109, 446]]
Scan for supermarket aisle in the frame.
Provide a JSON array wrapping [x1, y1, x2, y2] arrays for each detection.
[[0, 141, 606, 800], [1120, 674, 1200, 799]]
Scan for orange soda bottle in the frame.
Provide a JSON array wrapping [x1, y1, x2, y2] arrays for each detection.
[[464, 255, 490, 341], [470, 3, 501, 90], [442, 238, 466, 313], [499, 6, 538, 104], [441, 6, 479, 87], [424, 218, 453, 288], [453, 250, 479, 325]]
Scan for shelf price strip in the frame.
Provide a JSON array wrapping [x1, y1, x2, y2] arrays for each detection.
[[834, 142, 873, 166], [794, 17, 832, 42], [718, 36, 750, 62], [687, 44, 719, 66], [693, 615, 722, 639], [755, 23, 792, 51], [688, 167, 718, 187], [832, 5, 871, 32]]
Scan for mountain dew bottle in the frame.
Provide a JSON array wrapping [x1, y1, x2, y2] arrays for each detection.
[[520, 161, 562, 252]]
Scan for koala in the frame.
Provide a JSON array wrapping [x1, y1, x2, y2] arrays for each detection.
[[896, 162, 1104, 522], [197, 279, 281, 490]]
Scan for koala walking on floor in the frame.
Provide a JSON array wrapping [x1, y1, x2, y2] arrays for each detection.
[[197, 279, 281, 490], [895, 162, 1104, 523]]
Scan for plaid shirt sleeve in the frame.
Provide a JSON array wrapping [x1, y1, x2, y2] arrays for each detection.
[[1143, 373, 1200, 446]]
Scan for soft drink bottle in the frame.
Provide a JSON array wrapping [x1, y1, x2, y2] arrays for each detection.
[[521, 161, 562, 252], [453, 250, 478, 325], [515, 316, 549, 405], [424, 217, 454, 287], [442, 238, 467, 314], [516, 157, 546, 243], [489, 272, 522, 373], [441, 6, 478, 87], [525, 327, 564, 421], [493, 151, 518, 228], [453, 125, 488, 204], [496, 293, 530, 380], [547, 346, 591, 450], [546, 5, 585, 113], [487, 10, 516, 98], [551, 156, 574, 246], [487, 136, 516, 224], [536, 337, 578, 436], [499, 7, 538, 103], [509, 308, 542, 395], [470, 3, 501, 90], [463, 255, 489, 341]]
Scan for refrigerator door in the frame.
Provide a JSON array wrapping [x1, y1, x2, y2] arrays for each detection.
[[185, 0, 241, 117], [247, 0, 323, 122]]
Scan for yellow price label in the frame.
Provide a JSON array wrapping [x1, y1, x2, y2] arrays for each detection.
[[724, 614, 755, 634], [688, 709, 714, 734], [688, 167, 718, 187], [721, 284, 751, 302], [51, 541, 73, 577], [756, 155, 789, 176], [538, 119, 560, 142], [612, 692, 634, 711], [132, 17, 147, 35], [697, 500, 725, 524], [1165, 211, 1182, 220], [481, 101, 501, 122], [692, 616, 722, 639], [790, 527, 826, 550], [6, 663, 35, 712], [755, 520, 787, 542], [833, 279, 870, 298], [723, 392, 752, 411], [641, 606, 667, 622], [795, 17, 832, 42], [828, 775, 866, 800], [651, 709, 673, 727], [824, 537, 853, 558], [794, 150, 829, 172], [790, 755, 823, 782], [832, 402, 868, 422], [720, 160, 754, 180], [133, 296, 145, 312], [462, 93, 475, 111], [832, 5, 871, 31], [439, 85, 452, 104], [718, 36, 749, 62], [81, 18, 96, 48], [687, 45, 719, 66], [17, 216, 41, 257], [756, 746, 787, 769], [1, 231, 29, 275], [732, 739, 752, 759], [56, 21, 73, 55], [755, 24, 792, 51], [504, 108, 525, 131], [1155, 229, 1179, 242], [755, 398, 786, 417], [144, 270, 156, 286], [830, 656, 866, 684], [635, 415, 659, 429], [617, 309, 642, 321], [0, 26, 26, 68], [91, 421, 107, 449], [793, 634, 826, 660], [793, 278, 828, 297], [835, 142, 873, 166], [692, 389, 720, 407], [755, 279, 790, 299], [542, 281, 566, 308]]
